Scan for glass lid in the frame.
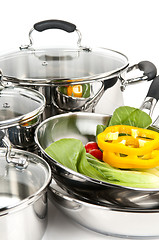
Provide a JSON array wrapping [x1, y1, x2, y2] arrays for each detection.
[[0, 86, 45, 128], [0, 47, 129, 86], [0, 147, 51, 215], [0, 19, 129, 86]]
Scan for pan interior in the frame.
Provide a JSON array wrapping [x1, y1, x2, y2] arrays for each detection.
[[36, 113, 110, 150]]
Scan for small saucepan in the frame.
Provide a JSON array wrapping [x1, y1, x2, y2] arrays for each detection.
[[35, 76, 159, 209], [0, 76, 45, 149], [0, 130, 52, 240]]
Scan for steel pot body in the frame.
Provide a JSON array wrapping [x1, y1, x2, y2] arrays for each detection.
[[0, 137, 52, 240], [35, 111, 159, 209], [0, 86, 45, 149], [49, 180, 159, 239], [0, 20, 157, 118], [0, 192, 48, 240]]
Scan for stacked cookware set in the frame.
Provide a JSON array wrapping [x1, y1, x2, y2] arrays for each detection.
[[1, 19, 159, 239]]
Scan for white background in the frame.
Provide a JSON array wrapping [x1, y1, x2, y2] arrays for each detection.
[[0, 0, 159, 111], [1, 0, 159, 239]]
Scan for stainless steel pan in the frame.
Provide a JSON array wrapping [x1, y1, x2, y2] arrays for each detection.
[[49, 180, 159, 239], [35, 76, 159, 209]]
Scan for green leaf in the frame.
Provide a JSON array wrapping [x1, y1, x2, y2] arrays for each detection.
[[108, 106, 152, 128], [45, 138, 84, 171], [45, 138, 159, 189]]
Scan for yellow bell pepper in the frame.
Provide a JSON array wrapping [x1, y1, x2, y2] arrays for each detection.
[[97, 125, 159, 156], [103, 150, 159, 169], [97, 125, 159, 169]]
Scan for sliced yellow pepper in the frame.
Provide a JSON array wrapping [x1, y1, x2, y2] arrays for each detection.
[[103, 150, 159, 169], [97, 125, 159, 156], [97, 125, 159, 169]]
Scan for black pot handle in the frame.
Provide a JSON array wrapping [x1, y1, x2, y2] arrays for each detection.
[[34, 19, 76, 33], [146, 75, 159, 100], [138, 61, 157, 81], [20, 19, 81, 50], [120, 61, 157, 91]]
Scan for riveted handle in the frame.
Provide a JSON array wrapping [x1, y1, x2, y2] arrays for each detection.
[[34, 19, 76, 33], [120, 61, 157, 91]]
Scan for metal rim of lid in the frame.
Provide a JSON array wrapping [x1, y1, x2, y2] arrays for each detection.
[[0, 147, 52, 216], [0, 47, 129, 86], [0, 86, 46, 129]]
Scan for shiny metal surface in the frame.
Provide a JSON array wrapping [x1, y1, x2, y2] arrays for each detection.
[[49, 180, 159, 239], [20, 26, 84, 50], [0, 147, 51, 240], [0, 193, 48, 240], [0, 86, 45, 148], [3, 120, 41, 149], [140, 96, 157, 117], [0, 86, 45, 128], [0, 47, 128, 86], [53, 81, 104, 111], [35, 112, 159, 209], [33, 77, 124, 117]]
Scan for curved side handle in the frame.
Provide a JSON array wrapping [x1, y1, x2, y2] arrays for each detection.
[[20, 19, 83, 50], [120, 61, 157, 91], [34, 19, 76, 33]]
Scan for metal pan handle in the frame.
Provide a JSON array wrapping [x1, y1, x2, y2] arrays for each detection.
[[140, 75, 159, 117], [20, 19, 83, 50], [120, 61, 157, 91]]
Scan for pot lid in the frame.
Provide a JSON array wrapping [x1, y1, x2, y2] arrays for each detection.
[[0, 86, 45, 128], [0, 145, 51, 215], [0, 20, 129, 86], [0, 48, 128, 86]]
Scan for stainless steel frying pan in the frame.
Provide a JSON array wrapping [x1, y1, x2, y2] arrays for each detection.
[[35, 76, 159, 209]]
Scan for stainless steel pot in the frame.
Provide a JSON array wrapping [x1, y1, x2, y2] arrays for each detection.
[[0, 20, 157, 117], [49, 180, 159, 239], [0, 131, 52, 240], [35, 76, 159, 209], [0, 83, 45, 149]]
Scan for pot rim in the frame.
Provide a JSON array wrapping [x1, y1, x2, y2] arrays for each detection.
[[0, 86, 46, 129], [0, 47, 129, 86], [50, 180, 159, 213], [35, 112, 159, 193], [0, 148, 52, 216]]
